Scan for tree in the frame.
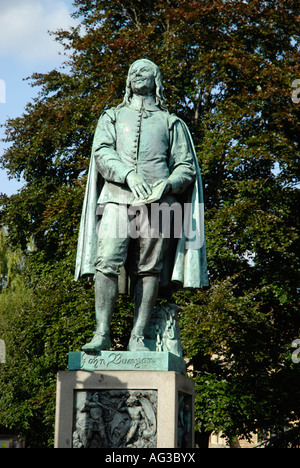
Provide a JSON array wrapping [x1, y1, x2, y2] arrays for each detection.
[[0, 228, 23, 292], [0, 0, 299, 447]]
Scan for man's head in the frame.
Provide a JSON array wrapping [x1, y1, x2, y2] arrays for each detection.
[[122, 59, 167, 110], [129, 59, 156, 96]]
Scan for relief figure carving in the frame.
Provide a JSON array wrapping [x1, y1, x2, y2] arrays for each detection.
[[73, 390, 157, 448]]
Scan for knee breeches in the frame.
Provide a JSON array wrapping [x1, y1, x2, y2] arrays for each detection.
[[95, 203, 170, 277]]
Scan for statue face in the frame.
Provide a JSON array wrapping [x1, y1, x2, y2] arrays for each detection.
[[129, 60, 156, 96]]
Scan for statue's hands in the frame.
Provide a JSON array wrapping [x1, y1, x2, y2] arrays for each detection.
[[152, 179, 172, 197], [126, 171, 152, 200]]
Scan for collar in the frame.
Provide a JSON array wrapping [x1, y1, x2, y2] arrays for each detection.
[[128, 94, 160, 112]]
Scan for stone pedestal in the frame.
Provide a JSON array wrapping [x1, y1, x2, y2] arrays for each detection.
[[55, 368, 194, 449]]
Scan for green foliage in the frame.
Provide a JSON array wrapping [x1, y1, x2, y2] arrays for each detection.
[[0, 0, 299, 447], [0, 239, 133, 447], [0, 228, 23, 291], [176, 279, 300, 441]]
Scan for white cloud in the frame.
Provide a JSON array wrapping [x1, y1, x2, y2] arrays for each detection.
[[0, 0, 78, 63]]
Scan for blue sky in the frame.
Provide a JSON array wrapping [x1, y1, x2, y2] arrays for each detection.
[[0, 0, 78, 195]]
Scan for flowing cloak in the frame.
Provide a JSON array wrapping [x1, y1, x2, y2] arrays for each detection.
[[74, 112, 209, 290]]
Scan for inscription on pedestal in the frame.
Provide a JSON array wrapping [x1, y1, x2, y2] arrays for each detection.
[[68, 350, 186, 374], [82, 352, 157, 370]]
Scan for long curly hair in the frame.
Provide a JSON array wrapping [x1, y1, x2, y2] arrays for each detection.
[[118, 59, 168, 111]]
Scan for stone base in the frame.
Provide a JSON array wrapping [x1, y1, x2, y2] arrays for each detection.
[[55, 370, 195, 448], [68, 350, 186, 374]]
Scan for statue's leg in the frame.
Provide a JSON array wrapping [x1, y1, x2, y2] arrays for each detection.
[[95, 271, 118, 335], [83, 203, 129, 353], [82, 271, 118, 353], [128, 275, 159, 351], [127, 202, 171, 352]]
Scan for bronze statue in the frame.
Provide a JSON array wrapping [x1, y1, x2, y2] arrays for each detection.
[[75, 59, 208, 353]]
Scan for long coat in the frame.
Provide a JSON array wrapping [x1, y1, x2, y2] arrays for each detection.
[[75, 109, 209, 291]]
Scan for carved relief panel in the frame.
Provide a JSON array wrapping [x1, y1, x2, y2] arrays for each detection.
[[178, 393, 193, 448], [72, 390, 157, 448]]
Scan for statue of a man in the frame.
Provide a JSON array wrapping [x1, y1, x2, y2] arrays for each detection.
[[75, 59, 208, 353]]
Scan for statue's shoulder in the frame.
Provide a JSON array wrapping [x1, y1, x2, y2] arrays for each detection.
[[101, 106, 118, 122], [101, 105, 130, 123], [167, 112, 185, 130]]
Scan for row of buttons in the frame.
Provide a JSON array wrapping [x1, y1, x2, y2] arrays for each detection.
[[133, 111, 143, 155]]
